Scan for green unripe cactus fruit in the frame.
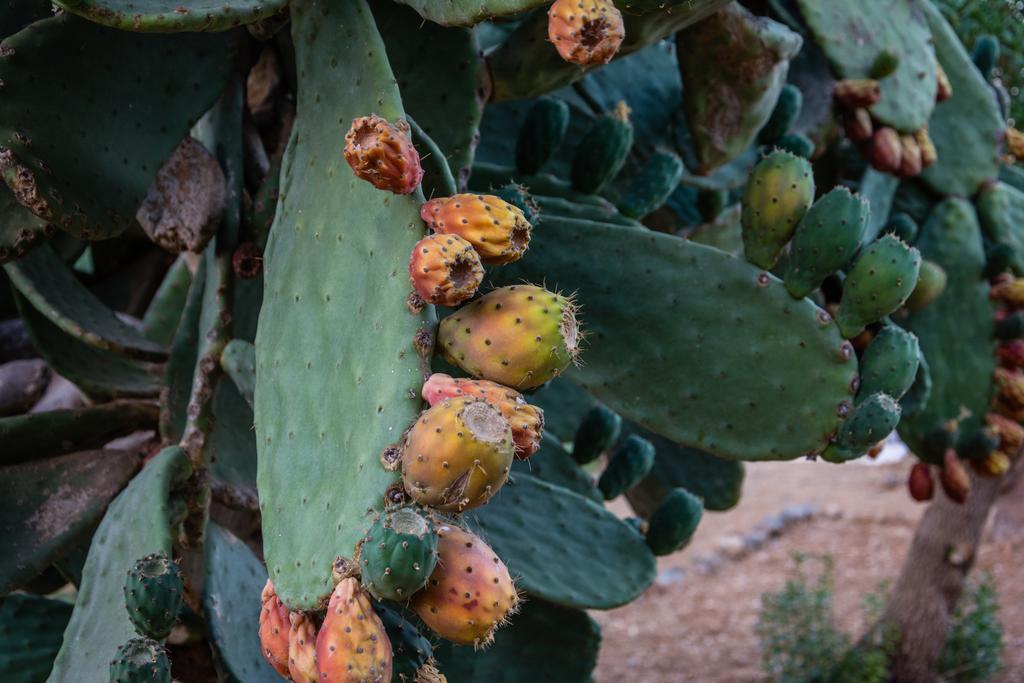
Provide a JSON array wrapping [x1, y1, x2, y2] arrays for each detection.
[[905, 260, 948, 310], [645, 488, 703, 556], [883, 213, 920, 244], [972, 35, 999, 79], [857, 326, 921, 403], [774, 133, 815, 159], [109, 638, 170, 683], [835, 234, 922, 338], [572, 404, 622, 465], [376, 604, 434, 682], [570, 101, 634, 194], [758, 84, 803, 145], [437, 284, 581, 390], [122, 553, 183, 641], [783, 187, 870, 298], [870, 49, 901, 79], [741, 150, 815, 270], [515, 97, 570, 175], [360, 506, 438, 601], [836, 392, 901, 452], [494, 183, 540, 225], [617, 152, 684, 219], [597, 435, 656, 500]]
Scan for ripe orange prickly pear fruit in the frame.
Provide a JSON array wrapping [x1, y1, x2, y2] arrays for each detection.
[[997, 340, 1024, 370], [288, 612, 318, 682], [259, 580, 291, 678], [437, 285, 581, 390], [898, 135, 923, 178], [915, 128, 937, 167], [971, 451, 1012, 477], [833, 79, 881, 109], [939, 450, 970, 504], [843, 108, 873, 142], [869, 127, 902, 174], [421, 373, 545, 459], [990, 277, 1024, 307], [935, 61, 952, 102], [343, 115, 423, 195], [908, 462, 934, 501], [986, 412, 1024, 454], [411, 524, 518, 647], [401, 397, 514, 512], [994, 367, 1024, 412], [547, 0, 625, 66], [316, 578, 393, 683], [420, 194, 532, 265], [407, 234, 484, 309]]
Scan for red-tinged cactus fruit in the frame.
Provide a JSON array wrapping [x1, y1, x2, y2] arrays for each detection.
[[437, 285, 581, 390], [843, 108, 873, 142], [986, 412, 1024, 454], [547, 0, 625, 66], [1007, 127, 1024, 160], [869, 127, 902, 174], [915, 127, 937, 167], [421, 373, 545, 459], [316, 578, 393, 683], [997, 340, 1024, 370], [898, 135, 923, 178], [994, 367, 1024, 412], [401, 397, 515, 512], [935, 61, 953, 102], [833, 79, 881, 109], [908, 462, 934, 502], [940, 450, 970, 504], [971, 450, 1012, 477], [288, 612, 318, 683], [419, 194, 532, 265], [343, 115, 423, 195], [411, 525, 519, 647], [990, 277, 1024, 307], [259, 579, 291, 678], [407, 234, 484, 310]]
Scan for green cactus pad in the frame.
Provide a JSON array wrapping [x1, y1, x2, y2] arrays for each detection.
[[254, 0, 429, 610], [857, 326, 921, 403], [434, 599, 600, 682], [209, 374, 258, 491], [774, 133, 815, 159], [971, 34, 999, 79], [534, 194, 639, 227], [645, 487, 703, 556], [0, 183, 51, 265], [795, 0, 936, 133], [783, 187, 870, 299], [835, 392, 901, 452], [515, 97, 571, 176], [376, 603, 434, 682], [510, 434, 600, 502], [5, 244, 166, 361], [0, 448, 139, 595], [978, 182, 1024, 276], [572, 404, 622, 465], [758, 84, 803, 145], [857, 169, 900, 247], [679, 3, 802, 174], [490, 215, 858, 461], [570, 106, 634, 195], [203, 523, 282, 683], [918, 1, 1004, 197], [141, 257, 192, 347], [835, 234, 921, 339], [375, 2, 485, 191], [468, 473, 655, 609], [884, 213, 920, 245], [597, 435, 656, 500], [108, 638, 170, 683], [898, 199, 995, 459], [0, 594, 73, 683], [0, 13, 230, 240], [617, 151, 684, 219], [360, 506, 438, 602], [221, 339, 255, 409], [392, 0, 548, 26], [47, 446, 190, 683], [0, 400, 158, 467], [55, 0, 288, 32], [741, 150, 815, 270], [527, 377, 597, 442], [123, 553, 183, 641], [160, 258, 207, 442], [470, 162, 615, 208]]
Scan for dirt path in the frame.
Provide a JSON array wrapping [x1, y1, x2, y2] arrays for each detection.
[[593, 459, 1024, 682]]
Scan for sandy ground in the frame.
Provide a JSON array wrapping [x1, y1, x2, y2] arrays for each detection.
[[593, 459, 1024, 683]]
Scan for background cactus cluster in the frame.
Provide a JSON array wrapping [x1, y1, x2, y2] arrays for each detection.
[[0, 0, 1021, 681]]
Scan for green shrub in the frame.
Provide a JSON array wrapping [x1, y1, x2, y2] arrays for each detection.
[[938, 573, 1004, 683]]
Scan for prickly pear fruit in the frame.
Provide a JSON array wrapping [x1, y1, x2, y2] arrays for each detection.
[[833, 79, 881, 109], [940, 450, 970, 504], [343, 115, 422, 195], [259, 580, 291, 678], [935, 61, 953, 102], [437, 285, 580, 390], [411, 525, 518, 647], [997, 341, 1024, 370], [646, 488, 703, 556], [123, 552, 183, 641], [972, 34, 1000, 79], [572, 404, 621, 465], [547, 0, 625, 66], [908, 462, 934, 502], [617, 151, 685, 219], [570, 101, 633, 194], [783, 187, 870, 298], [407, 234, 484, 309], [741, 150, 814, 270], [421, 373, 544, 459], [598, 434, 656, 500], [401, 397, 514, 512], [376, 604, 434, 682], [360, 506, 438, 601], [868, 127, 902, 174], [843, 108, 874, 142], [420, 194, 532, 266], [288, 612, 318, 683], [109, 637, 170, 683], [905, 260, 947, 311], [516, 97, 570, 175], [972, 450, 1011, 477], [316, 578, 392, 683], [994, 367, 1024, 414], [493, 183, 539, 224], [835, 234, 921, 338], [870, 50, 900, 79], [758, 83, 803, 145], [915, 127, 937, 167], [857, 326, 921, 403], [991, 277, 1024, 307], [836, 392, 901, 453], [898, 134, 923, 178]]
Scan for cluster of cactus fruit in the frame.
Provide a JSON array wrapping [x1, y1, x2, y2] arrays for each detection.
[[2, 0, 1024, 681]]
